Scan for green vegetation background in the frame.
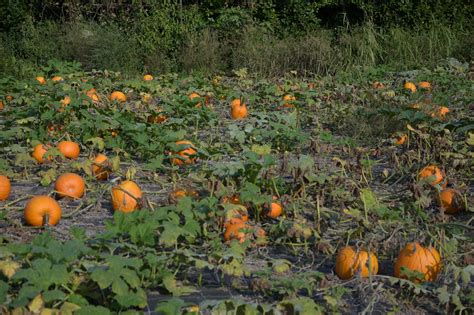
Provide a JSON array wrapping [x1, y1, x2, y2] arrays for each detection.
[[0, 0, 473, 77]]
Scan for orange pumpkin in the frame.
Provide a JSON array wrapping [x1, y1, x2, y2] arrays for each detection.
[[223, 205, 249, 226], [168, 188, 199, 203], [109, 91, 127, 102], [438, 188, 463, 214], [32, 144, 52, 163], [335, 246, 379, 280], [395, 134, 408, 145], [143, 74, 153, 81], [24, 195, 62, 226], [394, 242, 441, 282], [171, 140, 197, 165], [51, 76, 63, 82], [111, 180, 142, 212], [57, 141, 80, 159], [189, 92, 210, 108], [86, 89, 100, 103], [403, 82, 417, 93], [0, 101, 4, 110], [418, 165, 446, 188], [431, 106, 449, 119], [55, 173, 85, 199], [91, 154, 111, 180], [266, 196, 283, 218], [223, 222, 265, 243], [418, 81, 431, 90], [230, 99, 248, 119], [0, 175, 11, 201], [36, 76, 47, 85], [282, 94, 296, 108], [372, 82, 385, 89]]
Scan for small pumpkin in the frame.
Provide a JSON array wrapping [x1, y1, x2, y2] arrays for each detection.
[[266, 196, 283, 219], [168, 188, 199, 203], [372, 82, 385, 89], [91, 154, 111, 180], [57, 141, 80, 159], [223, 222, 265, 243], [230, 99, 248, 119], [189, 92, 209, 108], [86, 89, 100, 103], [171, 140, 197, 165], [418, 81, 431, 90], [431, 106, 449, 119], [438, 188, 463, 214], [143, 74, 153, 81], [0, 175, 11, 201], [282, 94, 296, 108], [395, 134, 408, 145], [109, 91, 127, 102], [55, 173, 85, 199], [36, 76, 47, 85], [32, 144, 52, 163], [24, 195, 62, 226], [111, 180, 142, 212], [418, 165, 446, 188], [403, 82, 417, 93], [394, 242, 441, 282], [335, 246, 379, 280]]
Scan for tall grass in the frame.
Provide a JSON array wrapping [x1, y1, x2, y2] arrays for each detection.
[[0, 18, 471, 78]]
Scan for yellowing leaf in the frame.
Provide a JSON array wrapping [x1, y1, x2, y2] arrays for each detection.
[[60, 302, 81, 315], [28, 294, 44, 313], [0, 260, 21, 279], [406, 124, 416, 131]]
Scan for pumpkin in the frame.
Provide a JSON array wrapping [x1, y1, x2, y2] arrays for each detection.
[[223, 222, 265, 243], [224, 205, 249, 226], [171, 140, 197, 165], [335, 246, 379, 280], [0, 101, 4, 110], [372, 82, 385, 89], [86, 89, 100, 103], [189, 92, 210, 108], [282, 94, 296, 108], [55, 173, 85, 199], [32, 144, 52, 163], [394, 242, 441, 282], [60, 95, 71, 107], [438, 188, 463, 214], [36, 76, 47, 85], [403, 82, 417, 93], [109, 91, 127, 102], [266, 196, 283, 218], [24, 195, 62, 226], [57, 141, 80, 159], [51, 76, 63, 82], [91, 154, 111, 180], [143, 74, 153, 81], [418, 165, 446, 188], [0, 175, 11, 201], [431, 106, 449, 119], [418, 81, 431, 90], [230, 99, 248, 119], [395, 134, 408, 145], [111, 180, 142, 212], [168, 188, 199, 203]]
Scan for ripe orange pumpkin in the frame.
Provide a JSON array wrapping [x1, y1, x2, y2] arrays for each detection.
[[168, 188, 199, 203], [230, 99, 248, 119], [394, 242, 441, 282], [282, 94, 296, 108], [143, 74, 153, 81], [32, 144, 52, 163], [438, 188, 463, 214], [51, 76, 63, 82], [36, 76, 47, 85], [57, 141, 80, 159], [188, 92, 210, 108], [111, 180, 142, 212], [335, 246, 379, 280], [86, 89, 100, 103], [55, 173, 85, 199], [60, 95, 71, 107], [110, 91, 127, 102], [403, 82, 417, 93], [418, 165, 446, 188], [91, 154, 111, 180], [266, 197, 283, 218], [431, 106, 449, 119], [372, 82, 385, 89], [24, 195, 62, 226], [171, 140, 197, 165], [418, 81, 431, 90], [0, 175, 11, 201], [223, 222, 265, 243], [395, 134, 408, 145], [223, 205, 249, 226]]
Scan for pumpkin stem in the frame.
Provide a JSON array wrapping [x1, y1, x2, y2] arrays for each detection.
[[43, 214, 50, 227]]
